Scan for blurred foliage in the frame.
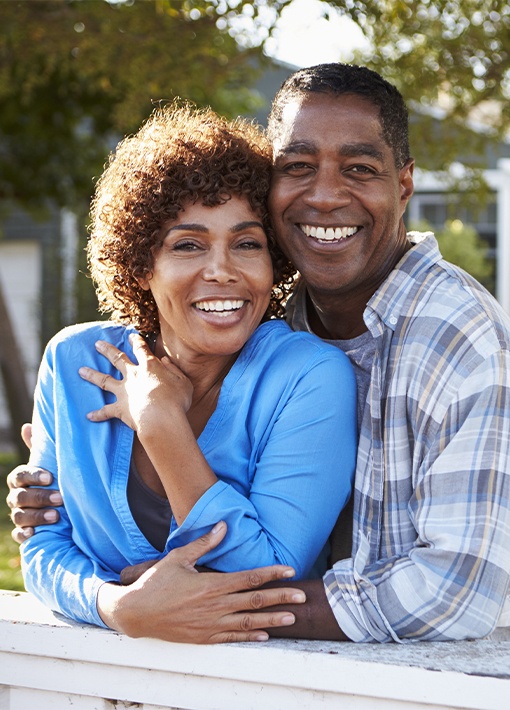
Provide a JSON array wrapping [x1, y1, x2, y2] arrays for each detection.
[[411, 218, 494, 290], [0, 0, 285, 214], [0, 451, 24, 592], [311, 0, 510, 195]]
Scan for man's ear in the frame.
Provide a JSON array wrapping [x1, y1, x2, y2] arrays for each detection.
[[399, 158, 414, 212]]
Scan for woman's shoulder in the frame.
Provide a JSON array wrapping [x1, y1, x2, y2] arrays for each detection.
[[247, 320, 353, 370], [45, 321, 136, 351]]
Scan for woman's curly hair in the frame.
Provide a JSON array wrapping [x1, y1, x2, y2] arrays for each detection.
[[88, 102, 296, 335]]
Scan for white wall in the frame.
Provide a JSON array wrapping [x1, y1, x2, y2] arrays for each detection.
[[0, 241, 41, 432]]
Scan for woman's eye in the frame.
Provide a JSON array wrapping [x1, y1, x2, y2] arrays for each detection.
[[238, 239, 263, 250], [172, 240, 201, 251]]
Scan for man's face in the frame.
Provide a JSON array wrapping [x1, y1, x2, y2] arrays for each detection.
[[269, 92, 414, 302]]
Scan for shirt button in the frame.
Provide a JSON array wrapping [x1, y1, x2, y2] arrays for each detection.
[[389, 315, 398, 325]]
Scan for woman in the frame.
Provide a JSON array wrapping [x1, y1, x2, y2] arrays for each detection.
[[21, 103, 357, 634]]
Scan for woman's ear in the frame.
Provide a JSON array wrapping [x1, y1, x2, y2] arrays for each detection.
[[136, 272, 152, 291]]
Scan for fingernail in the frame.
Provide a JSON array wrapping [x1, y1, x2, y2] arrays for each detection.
[[49, 492, 63, 505], [282, 568, 295, 578], [254, 633, 269, 642], [22, 528, 32, 538], [211, 521, 224, 534], [281, 614, 295, 625], [43, 510, 58, 521], [39, 472, 51, 485], [291, 592, 306, 603]]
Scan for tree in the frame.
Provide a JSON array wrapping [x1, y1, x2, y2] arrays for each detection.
[[410, 219, 494, 290], [0, 0, 281, 213], [308, 0, 510, 195], [0, 0, 284, 451]]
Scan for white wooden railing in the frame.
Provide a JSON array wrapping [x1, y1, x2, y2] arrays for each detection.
[[1, 589, 509, 710]]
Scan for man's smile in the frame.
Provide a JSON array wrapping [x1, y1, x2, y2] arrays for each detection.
[[299, 224, 360, 243]]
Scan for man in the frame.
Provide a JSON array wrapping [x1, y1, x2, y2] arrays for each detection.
[[7, 63, 510, 643]]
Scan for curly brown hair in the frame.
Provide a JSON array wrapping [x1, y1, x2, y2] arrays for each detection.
[[88, 102, 296, 335]]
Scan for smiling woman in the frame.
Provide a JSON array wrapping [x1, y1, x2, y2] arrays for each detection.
[[19, 103, 358, 642]]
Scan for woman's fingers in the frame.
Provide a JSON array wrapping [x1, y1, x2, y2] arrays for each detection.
[[79, 366, 117, 393]]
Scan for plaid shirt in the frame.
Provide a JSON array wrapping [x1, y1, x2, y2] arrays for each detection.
[[287, 233, 510, 642]]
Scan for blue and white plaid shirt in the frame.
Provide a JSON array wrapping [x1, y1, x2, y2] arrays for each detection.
[[287, 233, 510, 642]]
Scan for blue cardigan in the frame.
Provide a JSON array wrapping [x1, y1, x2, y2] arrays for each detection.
[[22, 319, 357, 627]]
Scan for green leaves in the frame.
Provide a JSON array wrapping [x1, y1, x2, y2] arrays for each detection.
[[0, 0, 271, 211]]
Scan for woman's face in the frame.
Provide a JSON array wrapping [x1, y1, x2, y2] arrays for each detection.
[[139, 196, 273, 361]]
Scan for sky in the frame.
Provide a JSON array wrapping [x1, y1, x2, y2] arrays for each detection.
[[262, 0, 369, 68]]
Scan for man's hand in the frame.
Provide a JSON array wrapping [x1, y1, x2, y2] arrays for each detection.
[[98, 521, 306, 644], [7, 460, 63, 543]]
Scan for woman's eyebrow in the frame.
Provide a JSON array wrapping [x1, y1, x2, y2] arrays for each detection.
[[230, 221, 264, 233], [167, 223, 208, 233]]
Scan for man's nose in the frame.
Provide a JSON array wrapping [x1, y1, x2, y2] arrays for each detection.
[[302, 167, 351, 211]]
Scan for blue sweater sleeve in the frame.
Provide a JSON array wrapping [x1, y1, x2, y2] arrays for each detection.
[[165, 344, 357, 579], [21, 335, 119, 628]]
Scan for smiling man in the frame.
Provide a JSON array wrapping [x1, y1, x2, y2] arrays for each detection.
[[8, 63, 510, 644]]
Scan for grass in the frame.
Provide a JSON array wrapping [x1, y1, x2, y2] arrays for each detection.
[[0, 512, 24, 591], [0, 450, 26, 592]]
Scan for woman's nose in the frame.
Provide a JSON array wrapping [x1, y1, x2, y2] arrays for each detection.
[[202, 250, 239, 283]]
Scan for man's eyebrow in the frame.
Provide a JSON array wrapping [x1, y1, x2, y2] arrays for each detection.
[[276, 141, 318, 156], [340, 143, 385, 162], [275, 141, 385, 162]]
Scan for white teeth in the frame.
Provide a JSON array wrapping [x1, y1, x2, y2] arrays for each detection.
[[300, 225, 358, 241], [194, 299, 245, 314]]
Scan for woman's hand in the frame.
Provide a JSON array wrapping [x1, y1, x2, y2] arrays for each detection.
[[79, 334, 193, 434], [98, 521, 305, 644]]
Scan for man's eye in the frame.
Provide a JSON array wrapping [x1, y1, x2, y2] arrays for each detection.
[[348, 165, 375, 174], [283, 162, 313, 174]]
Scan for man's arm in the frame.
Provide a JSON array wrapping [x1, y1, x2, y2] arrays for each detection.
[[263, 578, 349, 641]]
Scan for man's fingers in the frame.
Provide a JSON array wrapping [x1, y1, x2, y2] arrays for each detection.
[[7, 484, 62, 511], [6, 465, 53, 490], [10, 506, 60, 527], [21, 423, 32, 450], [11, 527, 34, 544]]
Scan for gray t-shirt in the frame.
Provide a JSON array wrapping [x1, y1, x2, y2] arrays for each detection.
[[285, 279, 376, 563], [285, 279, 375, 431]]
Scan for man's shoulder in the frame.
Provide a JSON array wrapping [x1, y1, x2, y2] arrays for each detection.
[[393, 236, 510, 353]]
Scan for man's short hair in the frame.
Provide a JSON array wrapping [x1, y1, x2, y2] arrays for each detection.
[[267, 63, 411, 169]]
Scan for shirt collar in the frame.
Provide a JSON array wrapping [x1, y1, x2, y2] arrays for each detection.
[[364, 232, 441, 335]]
